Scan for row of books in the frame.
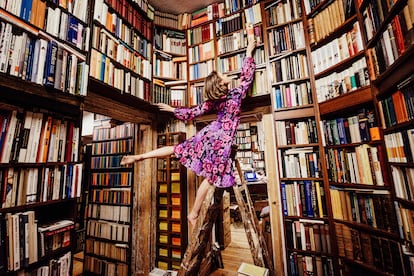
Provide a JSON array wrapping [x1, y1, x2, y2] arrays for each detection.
[[188, 41, 215, 64], [36, 251, 72, 276], [384, 130, 414, 163], [0, 0, 46, 29], [153, 82, 187, 107], [85, 238, 128, 262], [91, 155, 127, 169], [308, 0, 348, 44], [91, 139, 133, 155], [286, 220, 331, 253], [215, 13, 244, 36], [288, 253, 334, 276], [321, 110, 377, 145], [89, 49, 151, 96], [281, 181, 327, 218], [92, 122, 134, 141], [250, 70, 270, 96], [154, 11, 180, 30], [311, 22, 364, 75], [0, 110, 80, 164], [243, 3, 263, 24], [217, 30, 251, 55], [217, 48, 265, 73], [315, 58, 370, 103], [378, 83, 414, 128], [395, 203, 414, 246], [189, 83, 204, 106], [270, 52, 309, 83], [222, 0, 261, 15], [189, 59, 214, 81], [84, 255, 128, 276], [267, 22, 306, 56], [153, 55, 187, 80], [93, 0, 152, 41], [154, 30, 186, 56], [275, 119, 318, 146], [91, 172, 133, 187], [86, 219, 129, 243], [265, 0, 302, 26], [1, 163, 83, 208], [91, 23, 151, 61], [278, 147, 320, 178], [90, 188, 131, 205], [273, 81, 312, 109], [391, 165, 414, 201], [88, 204, 130, 223], [325, 145, 385, 185], [330, 189, 397, 232], [365, 6, 414, 79], [45, 6, 90, 51], [187, 23, 214, 46], [91, 27, 151, 74], [4, 212, 73, 271], [0, 22, 88, 95], [335, 222, 405, 275]]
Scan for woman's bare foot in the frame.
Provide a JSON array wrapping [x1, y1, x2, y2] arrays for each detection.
[[120, 155, 144, 165], [187, 212, 198, 226]]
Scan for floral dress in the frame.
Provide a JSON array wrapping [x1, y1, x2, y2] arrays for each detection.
[[173, 57, 256, 188]]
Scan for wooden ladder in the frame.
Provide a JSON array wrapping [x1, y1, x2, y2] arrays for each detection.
[[178, 158, 274, 275]]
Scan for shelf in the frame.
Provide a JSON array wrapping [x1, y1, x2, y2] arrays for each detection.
[[318, 87, 373, 115], [373, 45, 414, 95], [274, 106, 315, 120], [334, 219, 399, 240], [329, 182, 391, 190]]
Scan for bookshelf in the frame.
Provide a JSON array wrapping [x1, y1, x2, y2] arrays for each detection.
[[0, 1, 87, 275], [155, 131, 188, 271], [153, 12, 188, 107], [83, 120, 135, 276], [363, 0, 414, 273], [89, 0, 153, 101]]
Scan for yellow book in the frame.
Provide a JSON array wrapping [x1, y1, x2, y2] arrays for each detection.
[[237, 262, 269, 276]]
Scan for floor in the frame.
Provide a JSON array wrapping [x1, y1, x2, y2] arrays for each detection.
[[72, 223, 253, 275]]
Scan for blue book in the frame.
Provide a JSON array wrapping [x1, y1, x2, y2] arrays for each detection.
[[336, 117, 348, 144], [20, 0, 33, 21], [274, 87, 282, 109], [44, 41, 58, 87], [304, 180, 314, 217], [67, 15, 79, 45], [281, 182, 288, 216]]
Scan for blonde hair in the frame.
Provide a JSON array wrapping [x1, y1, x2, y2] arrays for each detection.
[[204, 71, 229, 100]]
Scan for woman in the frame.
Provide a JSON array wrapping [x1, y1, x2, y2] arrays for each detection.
[[121, 35, 256, 225]]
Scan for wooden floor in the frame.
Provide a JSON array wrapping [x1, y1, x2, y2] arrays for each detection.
[[73, 223, 253, 275]]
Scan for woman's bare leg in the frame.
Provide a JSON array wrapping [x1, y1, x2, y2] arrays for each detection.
[[120, 146, 175, 165], [188, 178, 211, 225]]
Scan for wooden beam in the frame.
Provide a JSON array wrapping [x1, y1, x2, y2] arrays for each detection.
[[132, 124, 156, 275], [263, 113, 286, 276]]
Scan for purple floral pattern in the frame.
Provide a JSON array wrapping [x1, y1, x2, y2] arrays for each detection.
[[173, 57, 256, 188]]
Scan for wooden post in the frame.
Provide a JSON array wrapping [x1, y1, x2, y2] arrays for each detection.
[[179, 186, 224, 275]]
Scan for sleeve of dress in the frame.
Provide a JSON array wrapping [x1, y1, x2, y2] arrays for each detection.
[[239, 57, 256, 96], [173, 100, 214, 121]]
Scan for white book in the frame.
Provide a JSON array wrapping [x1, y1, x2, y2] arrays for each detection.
[[12, 213, 20, 271], [0, 23, 12, 73], [33, 39, 48, 84], [1, 110, 18, 163], [25, 112, 42, 163]]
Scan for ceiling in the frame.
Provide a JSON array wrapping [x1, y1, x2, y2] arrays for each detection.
[[148, 0, 220, 14]]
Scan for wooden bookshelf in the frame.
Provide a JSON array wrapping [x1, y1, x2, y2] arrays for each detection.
[[155, 131, 188, 271], [0, 1, 88, 274]]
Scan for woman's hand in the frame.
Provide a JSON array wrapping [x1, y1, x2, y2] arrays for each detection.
[[155, 103, 175, 113], [246, 24, 256, 58]]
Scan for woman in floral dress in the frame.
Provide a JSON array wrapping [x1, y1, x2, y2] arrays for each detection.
[[121, 37, 256, 225]]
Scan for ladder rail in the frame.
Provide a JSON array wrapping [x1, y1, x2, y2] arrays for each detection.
[[179, 154, 274, 275]]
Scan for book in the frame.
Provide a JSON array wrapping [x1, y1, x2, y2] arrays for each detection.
[[238, 262, 269, 276]]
